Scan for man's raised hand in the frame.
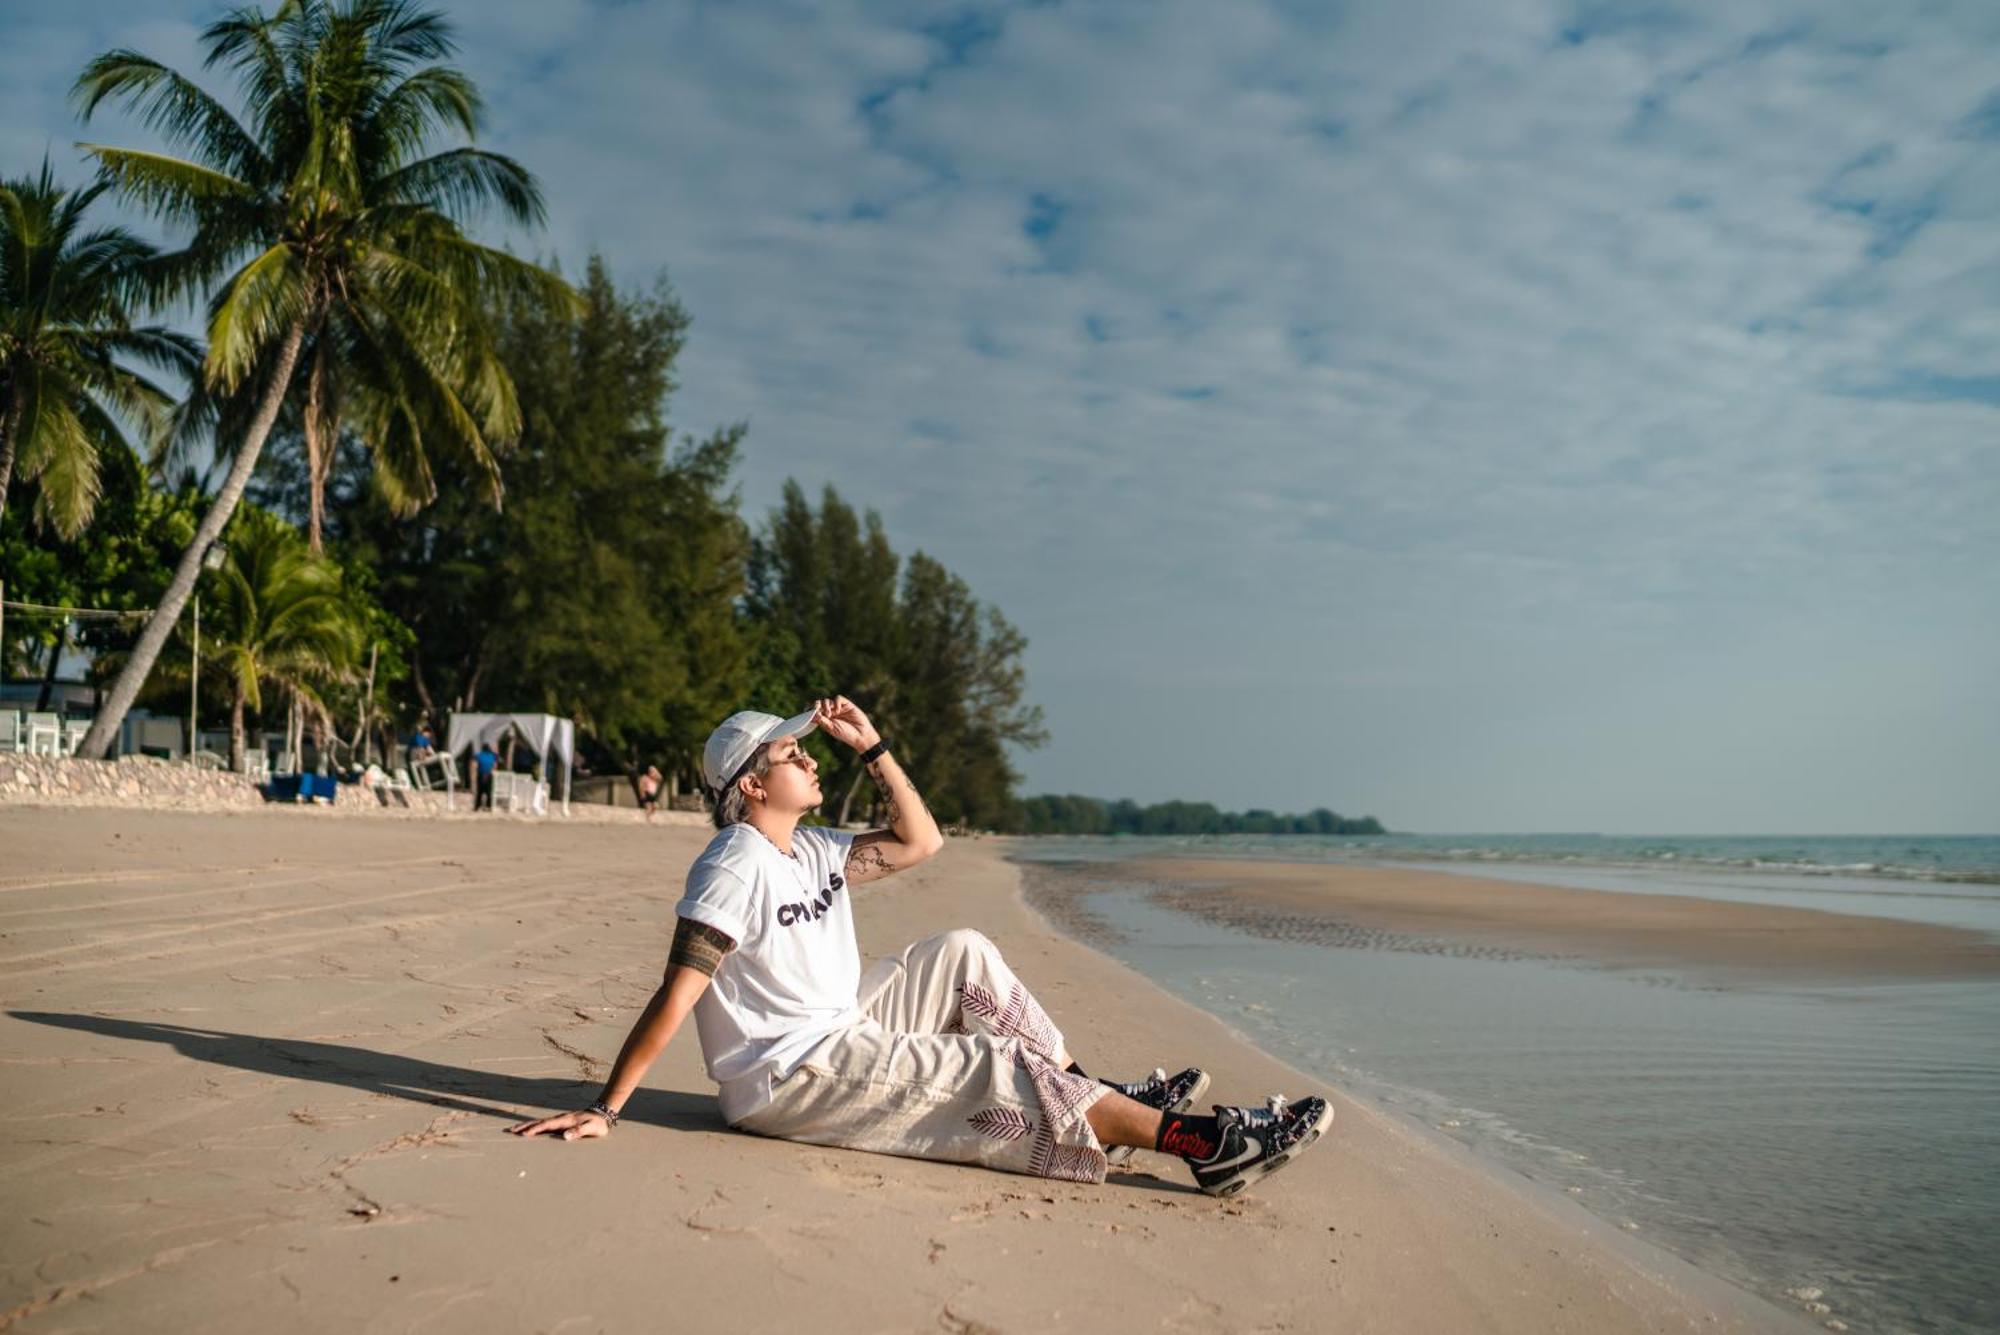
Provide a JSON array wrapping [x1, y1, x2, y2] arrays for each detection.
[[813, 696, 881, 753]]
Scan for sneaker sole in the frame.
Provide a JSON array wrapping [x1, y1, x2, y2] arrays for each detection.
[[1104, 1070, 1214, 1166], [1200, 1101, 1335, 1198]]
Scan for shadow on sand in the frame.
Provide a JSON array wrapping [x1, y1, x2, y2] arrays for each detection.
[[7, 1010, 725, 1132], [8, 1010, 1199, 1193]]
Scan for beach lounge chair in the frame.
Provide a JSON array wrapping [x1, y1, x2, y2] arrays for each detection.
[[374, 765, 415, 807]]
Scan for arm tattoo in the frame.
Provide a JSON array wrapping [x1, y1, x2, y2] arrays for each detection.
[[845, 834, 897, 880], [668, 918, 735, 977], [867, 757, 929, 828]]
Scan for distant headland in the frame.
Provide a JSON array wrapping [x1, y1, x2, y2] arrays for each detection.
[[1012, 795, 1387, 837]]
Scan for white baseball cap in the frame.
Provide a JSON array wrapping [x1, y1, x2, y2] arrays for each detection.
[[702, 708, 818, 793]]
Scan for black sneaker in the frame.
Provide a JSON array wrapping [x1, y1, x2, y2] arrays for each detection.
[[1104, 1066, 1212, 1165], [1185, 1095, 1334, 1198]]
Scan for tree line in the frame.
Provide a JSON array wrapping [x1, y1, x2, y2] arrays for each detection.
[[0, 0, 1040, 828], [1011, 794, 1386, 837]]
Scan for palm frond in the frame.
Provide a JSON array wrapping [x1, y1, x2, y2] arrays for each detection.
[[364, 406, 434, 516], [132, 219, 270, 312], [0, 183, 31, 301], [372, 147, 542, 226], [77, 146, 255, 227], [71, 51, 269, 183], [368, 1, 457, 64], [55, 225, 158, 309], [363, 66, 479, 157], [80, 326, 205, 380], [62, 345, 175, 438], [205, 242, 307, 392], [393, 227, 579, 318], [22, 393, 100, 539]]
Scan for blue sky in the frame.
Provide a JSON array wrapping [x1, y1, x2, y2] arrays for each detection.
[[3, 0, 1996, 833]]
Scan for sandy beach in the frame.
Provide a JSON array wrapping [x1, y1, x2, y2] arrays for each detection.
[[0, 807, 1811, 1333], [1117, 857, 2000, 981]]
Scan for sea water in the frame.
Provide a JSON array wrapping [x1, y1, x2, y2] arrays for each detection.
[[1009, 836, 2000, 1334]]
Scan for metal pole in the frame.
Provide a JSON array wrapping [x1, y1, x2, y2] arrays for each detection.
[[188, 594, 199, 763]]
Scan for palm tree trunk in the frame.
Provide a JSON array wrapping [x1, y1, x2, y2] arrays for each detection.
[[302, 339, 330, 553], [410, 642, 437, 728], [835, 768, 867, 828], [230, 681, 246, 774], [77, 319, 310, 760], [0, 386, 24, 532], [35, 621, 69, 711]]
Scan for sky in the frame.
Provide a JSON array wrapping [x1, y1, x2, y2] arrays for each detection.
[[2, 0, 1996, 834]]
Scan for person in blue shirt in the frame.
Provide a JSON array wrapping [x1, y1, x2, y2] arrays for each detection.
[[474, 740, 499, 811]]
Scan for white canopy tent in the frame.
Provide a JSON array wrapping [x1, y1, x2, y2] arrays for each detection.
[[443, 712, 576, 816]]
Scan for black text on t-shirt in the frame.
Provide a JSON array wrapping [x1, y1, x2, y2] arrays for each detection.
[[775, 872, 845, 928]]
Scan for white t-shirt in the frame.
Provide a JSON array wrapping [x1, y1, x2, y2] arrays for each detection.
[[674, 822, 860, 1123]]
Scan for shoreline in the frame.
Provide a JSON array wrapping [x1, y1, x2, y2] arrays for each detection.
[[1109, 854, 2000, 981], [0, 809, 1812, 1332], [1003, 855, 1829, 1333]]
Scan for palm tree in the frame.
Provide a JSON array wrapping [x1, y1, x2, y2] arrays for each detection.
[[0, 160, 201, 537], [194, 507, 360, 772], [73, 0, 571, 761]]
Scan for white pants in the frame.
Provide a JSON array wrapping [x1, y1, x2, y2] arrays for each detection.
[[734, 930, 1110, 1184]]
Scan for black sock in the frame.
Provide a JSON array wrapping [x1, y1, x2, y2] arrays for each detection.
[[1065, 1060, 1088, 1078], [1156, 1111, 1224, 1161]]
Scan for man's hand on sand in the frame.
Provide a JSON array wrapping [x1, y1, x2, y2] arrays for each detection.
[[508, 1110, 610, 1141], [813, 696, 881, 753]]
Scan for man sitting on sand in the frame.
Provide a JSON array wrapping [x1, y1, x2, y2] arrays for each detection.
[[512, 697, 1332, 1196]]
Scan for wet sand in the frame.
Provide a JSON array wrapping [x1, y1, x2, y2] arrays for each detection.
[[1118, 857, 2000, 980], [0, 808, 1809, 1332]]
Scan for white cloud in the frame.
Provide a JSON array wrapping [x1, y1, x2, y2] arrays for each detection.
[[3, 0, 1994, 830]]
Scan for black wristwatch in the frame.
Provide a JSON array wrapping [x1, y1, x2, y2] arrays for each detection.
[[860, 739, 891, 766]]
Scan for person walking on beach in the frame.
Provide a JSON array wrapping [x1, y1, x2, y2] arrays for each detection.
[[511, 697, 1332, 1196], [637, 765, 662, 821]]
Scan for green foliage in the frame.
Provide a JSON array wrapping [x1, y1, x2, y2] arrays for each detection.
[[334, 257, 750, 785], [0, 160, 200, 537], [0, 439, 199, 682], [70, 0, 570, 756], [749, 487, 1045, 828], [74, 0, 573, 552], [1009, 794, 1387, 836], [186, 505, 364, 769]]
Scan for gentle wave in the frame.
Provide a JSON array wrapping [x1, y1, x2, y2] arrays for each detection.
[[1012, 832, 2000, 888], [1364, 844, 2000, 886]]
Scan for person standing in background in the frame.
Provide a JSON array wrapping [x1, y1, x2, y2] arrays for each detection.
[[474, 739, 499, 812]]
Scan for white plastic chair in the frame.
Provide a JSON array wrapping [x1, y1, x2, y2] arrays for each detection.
[[25, 712, 61, 756], [60, 720, 87, 755], [0, 711, 21, 753], [376, 766, 415, 807]]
